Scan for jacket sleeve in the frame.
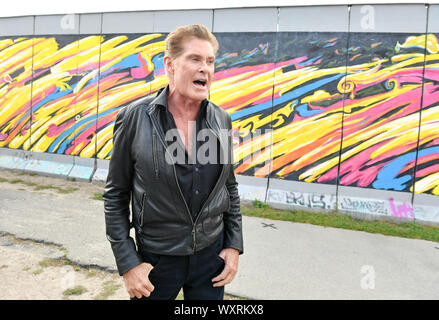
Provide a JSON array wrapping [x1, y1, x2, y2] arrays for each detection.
[[223, 113, 244, 254], [103, 107, 143, 276]]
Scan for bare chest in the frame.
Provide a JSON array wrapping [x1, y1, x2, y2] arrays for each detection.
[[173, 116, 197, 155]]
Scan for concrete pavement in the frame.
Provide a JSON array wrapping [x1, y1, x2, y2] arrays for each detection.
[[0, 185, 438, 299]]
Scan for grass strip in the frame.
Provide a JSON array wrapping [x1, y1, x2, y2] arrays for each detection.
[[3, 176, 438, 243], [91, 194, 439, 243], [242, 202, 439, 243]]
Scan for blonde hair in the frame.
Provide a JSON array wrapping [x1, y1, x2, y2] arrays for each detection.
[[165, 24, 219, 59]]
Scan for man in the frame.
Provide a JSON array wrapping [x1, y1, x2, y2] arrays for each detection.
[[103, 24, 243, 300]]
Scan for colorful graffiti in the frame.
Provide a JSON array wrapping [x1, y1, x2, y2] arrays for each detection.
[[0, 32, 438, 196], [213, 32, 439, 196], [0, 34, 167, 158]]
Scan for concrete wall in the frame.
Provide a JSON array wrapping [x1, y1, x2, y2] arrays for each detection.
[[0, 4, 438, 224]]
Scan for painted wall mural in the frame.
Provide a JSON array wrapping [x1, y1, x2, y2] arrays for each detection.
[[339, 33, 426, 194], [0, 36, 33, 151], [415, 34, 439, 196], [0, 31, 438, 197], [210, 32, 276, 177]]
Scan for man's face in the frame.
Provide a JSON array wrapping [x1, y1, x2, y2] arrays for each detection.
[[165, 37, 215, 103]]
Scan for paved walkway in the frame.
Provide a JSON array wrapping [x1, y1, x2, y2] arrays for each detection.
[[0, 185, 438, 299]]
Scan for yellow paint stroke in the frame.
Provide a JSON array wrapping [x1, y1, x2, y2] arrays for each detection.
[[414, 171, 439, 195], [301, 90, 339, 104], [395, 34, 438, 54]]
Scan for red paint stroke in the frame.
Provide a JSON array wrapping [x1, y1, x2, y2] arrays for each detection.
[[249, 127, 341, 177], [65, 120, 98, 155], [366, 143, 417, 168], [32, 69, 50, 80], [422, 83, 439, 109], [0, 116, 29, 145], [334, 142, 388, 186], [3, 74, 12, 84], [221, 52, 238, 58], [213, 63, 274, 82], [47, 119, 75, 138], [77, 84, 99, 101], [98, 72, 131, 94], [77, 63, 100, 74], [325, 38, 338, 43], [222, 87, 271, 111], [31, 85, 57, 108], [342, 87, 423, 135], [95, 112, 118, 131], [131, 52, 152, 79], [415, 163, 439, 178], [1, 103, 31, 126], [422, 68, 439, 83]]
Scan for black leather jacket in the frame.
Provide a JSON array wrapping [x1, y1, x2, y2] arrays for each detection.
[[103, 88, 243, 276]]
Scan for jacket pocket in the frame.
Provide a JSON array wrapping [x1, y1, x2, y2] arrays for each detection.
[[152, 131, 159, 179], [139, 193, 146, 227]]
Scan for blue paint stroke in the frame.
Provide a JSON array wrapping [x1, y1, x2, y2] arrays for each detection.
[[111, 53, 142, 70], [373, 146, 439, 191], [230, 73, 344, 121], [216, 53, 235, 64], [49, 107, 122, 154], [296, 104, 325, 117], [153, 53, 164, 75], [14, 84, 77, 128], [298, 55, 322, 66], [230, 59, 250, 66]]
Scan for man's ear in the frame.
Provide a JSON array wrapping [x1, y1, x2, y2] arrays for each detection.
[[163, 55, 174, 75]]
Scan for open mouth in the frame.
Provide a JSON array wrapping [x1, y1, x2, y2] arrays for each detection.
[[193, 80, 207, 87]]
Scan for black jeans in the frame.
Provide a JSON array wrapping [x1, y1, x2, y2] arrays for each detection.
[[132, 232, 225, 300]]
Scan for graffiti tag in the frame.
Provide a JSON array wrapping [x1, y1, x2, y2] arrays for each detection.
[[388, 198, 414, 218], [339, 197, 387, 215], [267, 189, 335, 210]]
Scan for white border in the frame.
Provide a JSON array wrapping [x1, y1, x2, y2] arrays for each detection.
[[0, 0, 437, 18]]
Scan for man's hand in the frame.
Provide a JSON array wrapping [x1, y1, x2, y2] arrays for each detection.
[[123, 262, 155, 299], [211, 248, 239, 287]]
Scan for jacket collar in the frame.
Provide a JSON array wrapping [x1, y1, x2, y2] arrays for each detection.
[[150, 85, 209, 110], [147, 86, 225, 151], [149, 85, 215, 127], [149, 85, 169, 108]]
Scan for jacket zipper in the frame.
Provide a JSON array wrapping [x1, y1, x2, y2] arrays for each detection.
[[139, 193, 146, 227], [152, 131, 159, 178], [147, 107, 228, 255], [148, 109, 194, 224], [155, 126, 196, 253]]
